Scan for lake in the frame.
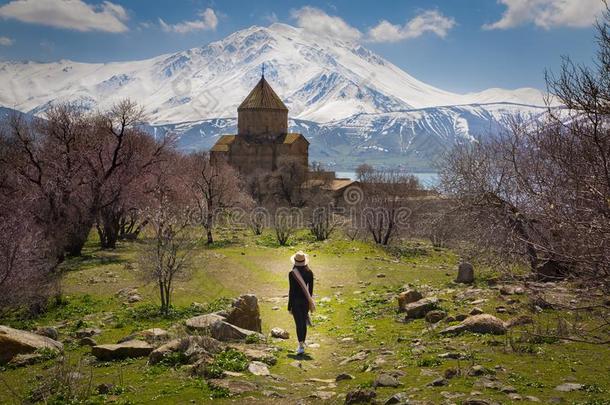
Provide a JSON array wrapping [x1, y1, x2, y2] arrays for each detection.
[[335, 171, 440, 189]]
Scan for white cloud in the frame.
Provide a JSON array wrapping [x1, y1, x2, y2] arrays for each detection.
[[484, 0, 605, 30], [159, 8, 218, 34], [368, 10, 456, 43], [0, 0, 129, 33], [0, 36, 14, 46], [291, 6, 362, 42]]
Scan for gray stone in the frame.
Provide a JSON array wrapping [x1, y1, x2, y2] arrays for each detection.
[[428, 378, 448, 387], [336, 373, 355, 382], [34, 327, 58, 340], [468, 365, 488, 376], [345, 388, 376, 404], [185, 313, 264, 342], [397, 289, 423, 311], [425, 310, 447, 323], [75, 328, 101, 339], [384, 392, 409, 405], [554, 383, 583, 392], [0, 325, 63, 364], [440, 314, 507, 336], [470, 307, 484, 315], [248, 360, 270, 376], [91, 340, 153, 361], [374, 373, 401, 388], [207, 379, 257, 395], [456, 262, 475, 283], [225, 294, 262, 332], [404, 297, 439, 319], [270, 327, 289, 339], [79, 337, 97, 347]]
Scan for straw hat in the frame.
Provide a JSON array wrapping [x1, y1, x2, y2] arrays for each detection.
[[290, 251, 309, 267]]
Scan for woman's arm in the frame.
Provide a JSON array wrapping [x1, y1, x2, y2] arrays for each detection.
[[308, 273, 314, 296], [287, 272, 294, 311]]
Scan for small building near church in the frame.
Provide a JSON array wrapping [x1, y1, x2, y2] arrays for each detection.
[[210, 74, 309, 174]]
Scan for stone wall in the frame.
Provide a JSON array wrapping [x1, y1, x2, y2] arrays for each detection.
[[238, 109, 288, 136]]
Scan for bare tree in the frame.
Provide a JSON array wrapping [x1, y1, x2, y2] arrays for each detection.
[[357, 169, 421, 245], [188, 152, 246, 244], [439, 6, 610, 283], [138, 194, 195, 315]]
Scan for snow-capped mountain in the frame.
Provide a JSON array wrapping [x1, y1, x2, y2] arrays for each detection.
[[0, 23, 554, 169], [147, 102, 549, 170]]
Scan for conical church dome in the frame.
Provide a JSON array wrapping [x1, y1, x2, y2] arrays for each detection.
[[237, 75, 288, 136], [238, 76, 288, 111]]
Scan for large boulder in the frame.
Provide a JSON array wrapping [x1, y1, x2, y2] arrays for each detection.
[[185, 313, 263, 342], [0, 325, 63, 364], [440, 314, 507, 336], [397, 289, 423, 311], [91, 340, 153, 361], [149, 336, 223, 365], [224, 294, 262, 333], [456, 262, 475, 284], [404, 297, 439, 319]]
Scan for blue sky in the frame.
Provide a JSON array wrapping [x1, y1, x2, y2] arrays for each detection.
[[0, 0, 601, 93]]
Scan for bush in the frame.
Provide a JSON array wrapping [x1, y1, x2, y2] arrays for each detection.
[[204, 349, 249, 378]]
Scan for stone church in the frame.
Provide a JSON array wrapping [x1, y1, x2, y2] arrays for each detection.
[[210, 74, 309, 173]]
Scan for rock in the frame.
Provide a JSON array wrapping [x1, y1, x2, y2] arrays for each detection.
[[311, 391, 335, 400], [225, 294, 262, 333], [456, 262, 475, 284], [149, 336, 223, 365], [444, 368, 459, 379], [427, 377, 448, 387], [440, 314, 507, 336], [468, 365, 488, 376], [345, 388, 376, 404], [336, 373, 355, 382], [185, 313, 225, 330], [185, 313, 264, 342], [463, 400, 495, 405], [127, 294, 142, 303], [91, 340, 153, 361], [138, 328, 169, 343], [438, 352, 464, 360], [425, 310, 446, 323], [8, 353, 44, 367], [374, 373, 401, 388], [0, 325, 63, 364], [397, 289, 423, 311], [79, 337, 97, 347], [384, 392, 409, 405], [525, 396, 541, 402], [270, 327, 289, 339], [495, 306, 507, 313], [554, 383, 584, 392], [238, 347, 277, 365], [470, 307, 484, 315], [35, 327, 58, 340], [339, 350, 368, 365], [97, 383, 115, 395], [505, 315, 534, 328], [508, 393, 522, 401], [500, 385, 517, 394], [207, 379, 257, 395], [404, 297, 439, 319], [75, 328, 101, 339], [455, 314, 468, 321], [248, 360, 270, 376]]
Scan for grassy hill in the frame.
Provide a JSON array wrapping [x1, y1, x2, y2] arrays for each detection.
[[0, 228, 608, 404]]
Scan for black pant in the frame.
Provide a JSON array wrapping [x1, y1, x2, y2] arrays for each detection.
[[291, 301, 309, 343]]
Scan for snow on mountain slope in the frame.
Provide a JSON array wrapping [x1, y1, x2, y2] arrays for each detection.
[[0, 23, 551, 125], [147, 102, 549, 169]]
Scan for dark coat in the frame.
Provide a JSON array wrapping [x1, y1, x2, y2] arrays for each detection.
[[287, 266, 314, 311]]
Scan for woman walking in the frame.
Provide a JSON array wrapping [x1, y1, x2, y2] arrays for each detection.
[[287, 251, 315, 355]]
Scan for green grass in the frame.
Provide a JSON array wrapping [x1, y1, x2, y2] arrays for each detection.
[[0, 229, 608, 404]]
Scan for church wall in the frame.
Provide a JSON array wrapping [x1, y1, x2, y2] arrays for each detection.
[[238, 109, 288, 136]]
